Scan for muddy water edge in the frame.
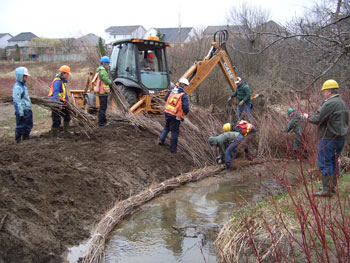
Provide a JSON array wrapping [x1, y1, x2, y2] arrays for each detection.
[[97, 161, 302, 263]]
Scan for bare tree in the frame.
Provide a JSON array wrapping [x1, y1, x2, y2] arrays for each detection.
[[229, 0, 350, 90]]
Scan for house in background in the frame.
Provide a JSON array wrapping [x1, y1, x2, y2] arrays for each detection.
[[7, 32, 37, 60], [203, 25, 242, 38], [105, 25, 146, 44], [203, 21, 283, 38], [75, 33, 102, 52], [144, 27, 196, 46], [0, 33, 12, 49]]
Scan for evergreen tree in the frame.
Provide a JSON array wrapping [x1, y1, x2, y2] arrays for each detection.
[[97, 37, 106, 56], [156, 30, 165, 41], [0, 48, 7, 60], [14, 45, 20, 61]]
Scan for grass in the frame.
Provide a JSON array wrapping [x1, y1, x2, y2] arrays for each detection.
[[215, 172, 350, 262], [0, 104, 51, 139]]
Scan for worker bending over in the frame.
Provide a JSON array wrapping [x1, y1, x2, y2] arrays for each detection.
[[223, 120, 256, 161], [284, 108, 306, 158], [209, 131, 243, 170]]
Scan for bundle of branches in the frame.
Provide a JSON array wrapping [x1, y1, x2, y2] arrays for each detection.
[[31, 97, 96, 136], [0, 96, 12, 103], [0, 95, 96, 136], [82, 165, 223, 263], [117, 105, 223, 167], [108, 73, 130, 114]]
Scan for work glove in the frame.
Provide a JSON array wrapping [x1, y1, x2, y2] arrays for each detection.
[[227, 97, 232, 102], [302, 113, 309, 119], [216, 156, 223, 164], [19, 116, 25, 122], [238, 100, 244, 106]]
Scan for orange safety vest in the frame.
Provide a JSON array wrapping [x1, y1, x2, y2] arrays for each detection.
[[48, 77, 67, 103], [92, 69, 110, 95], [236, 120, 253, 136], [164, 92, 185, 119]]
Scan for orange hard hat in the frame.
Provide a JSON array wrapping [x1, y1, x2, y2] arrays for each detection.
[[59, 65, 71, 74]]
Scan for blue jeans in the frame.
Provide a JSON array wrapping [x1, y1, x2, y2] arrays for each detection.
[[159, 115, 181, 152], [225, 134, 244, 163], [317, 139, 345, 177], [237, 104, 253, 122], [15, 109, 33, 137]]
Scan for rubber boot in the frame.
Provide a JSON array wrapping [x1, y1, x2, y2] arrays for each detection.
[[225, 162, 231, 170], [63, 122, 73, 134], [314, 175, 332, 197], [51, 128, 59, 137], [331, 174, 337, 193], [15, 134, 21, 143]]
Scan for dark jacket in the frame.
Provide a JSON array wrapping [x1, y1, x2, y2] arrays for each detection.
[[308, 94, 349, 140], [231, 81, 251, 105], [285, 113, 305, 136], [164, 86, 189, 120]]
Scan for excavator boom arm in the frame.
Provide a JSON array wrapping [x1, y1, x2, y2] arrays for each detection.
[[181, 30, 238, 96]]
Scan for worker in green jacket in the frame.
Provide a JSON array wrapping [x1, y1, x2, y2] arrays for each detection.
[[95, 56, 113, 126], [284, 108, 306, 158], [228, 77, 253, 122], [304, 79, 349, 197], [209, 131, 243, 170]]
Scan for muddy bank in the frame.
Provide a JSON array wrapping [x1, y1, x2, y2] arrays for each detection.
[[0, 121, 195, 263]]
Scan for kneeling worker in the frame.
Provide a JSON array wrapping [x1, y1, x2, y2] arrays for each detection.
[[209, 131, 243, 170], [223, 120, 256, 160]]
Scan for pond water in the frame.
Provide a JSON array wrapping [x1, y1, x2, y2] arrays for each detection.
[[102, 163, 286, 263]]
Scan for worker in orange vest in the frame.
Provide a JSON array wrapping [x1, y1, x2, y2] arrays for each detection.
[[223, 120, 257, 161], [48, 65, 71, 137], [158, 78, 190, 153]]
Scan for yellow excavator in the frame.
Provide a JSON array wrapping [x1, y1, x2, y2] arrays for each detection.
[[69, 30, 258, 114]]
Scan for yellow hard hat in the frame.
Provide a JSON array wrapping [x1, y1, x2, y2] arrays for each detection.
[[321, 79, 339, 90], [223, 123, 231, 132]]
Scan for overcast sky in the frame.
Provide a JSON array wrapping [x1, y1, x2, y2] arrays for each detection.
[[0, 0, 318, 39]]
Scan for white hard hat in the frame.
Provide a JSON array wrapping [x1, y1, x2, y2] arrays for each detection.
[[23, 67, 30, 76], [179, 77, 189, 86], [235, 77, 241, 84]]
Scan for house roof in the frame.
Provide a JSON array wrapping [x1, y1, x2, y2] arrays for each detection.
[[0, 33, 12, 38], [255, 20, 284, 32], [9, 32, 37, 41], [204, 21, 284, 36], [203, 25, 242, 36], [105, 26, 144, 35], [157, 27, 193, 43], [76, 33, 102, 45]]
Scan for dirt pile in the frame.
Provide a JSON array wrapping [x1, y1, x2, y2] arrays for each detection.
[[0, 120, 195, 263]]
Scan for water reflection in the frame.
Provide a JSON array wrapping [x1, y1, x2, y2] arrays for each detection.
[[103, 164, 283, 263]]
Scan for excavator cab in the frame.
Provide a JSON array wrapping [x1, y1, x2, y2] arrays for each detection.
[[109, 36, 172, 113]]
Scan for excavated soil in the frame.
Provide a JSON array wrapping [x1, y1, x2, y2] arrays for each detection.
[[0, 117, 195, 263]]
